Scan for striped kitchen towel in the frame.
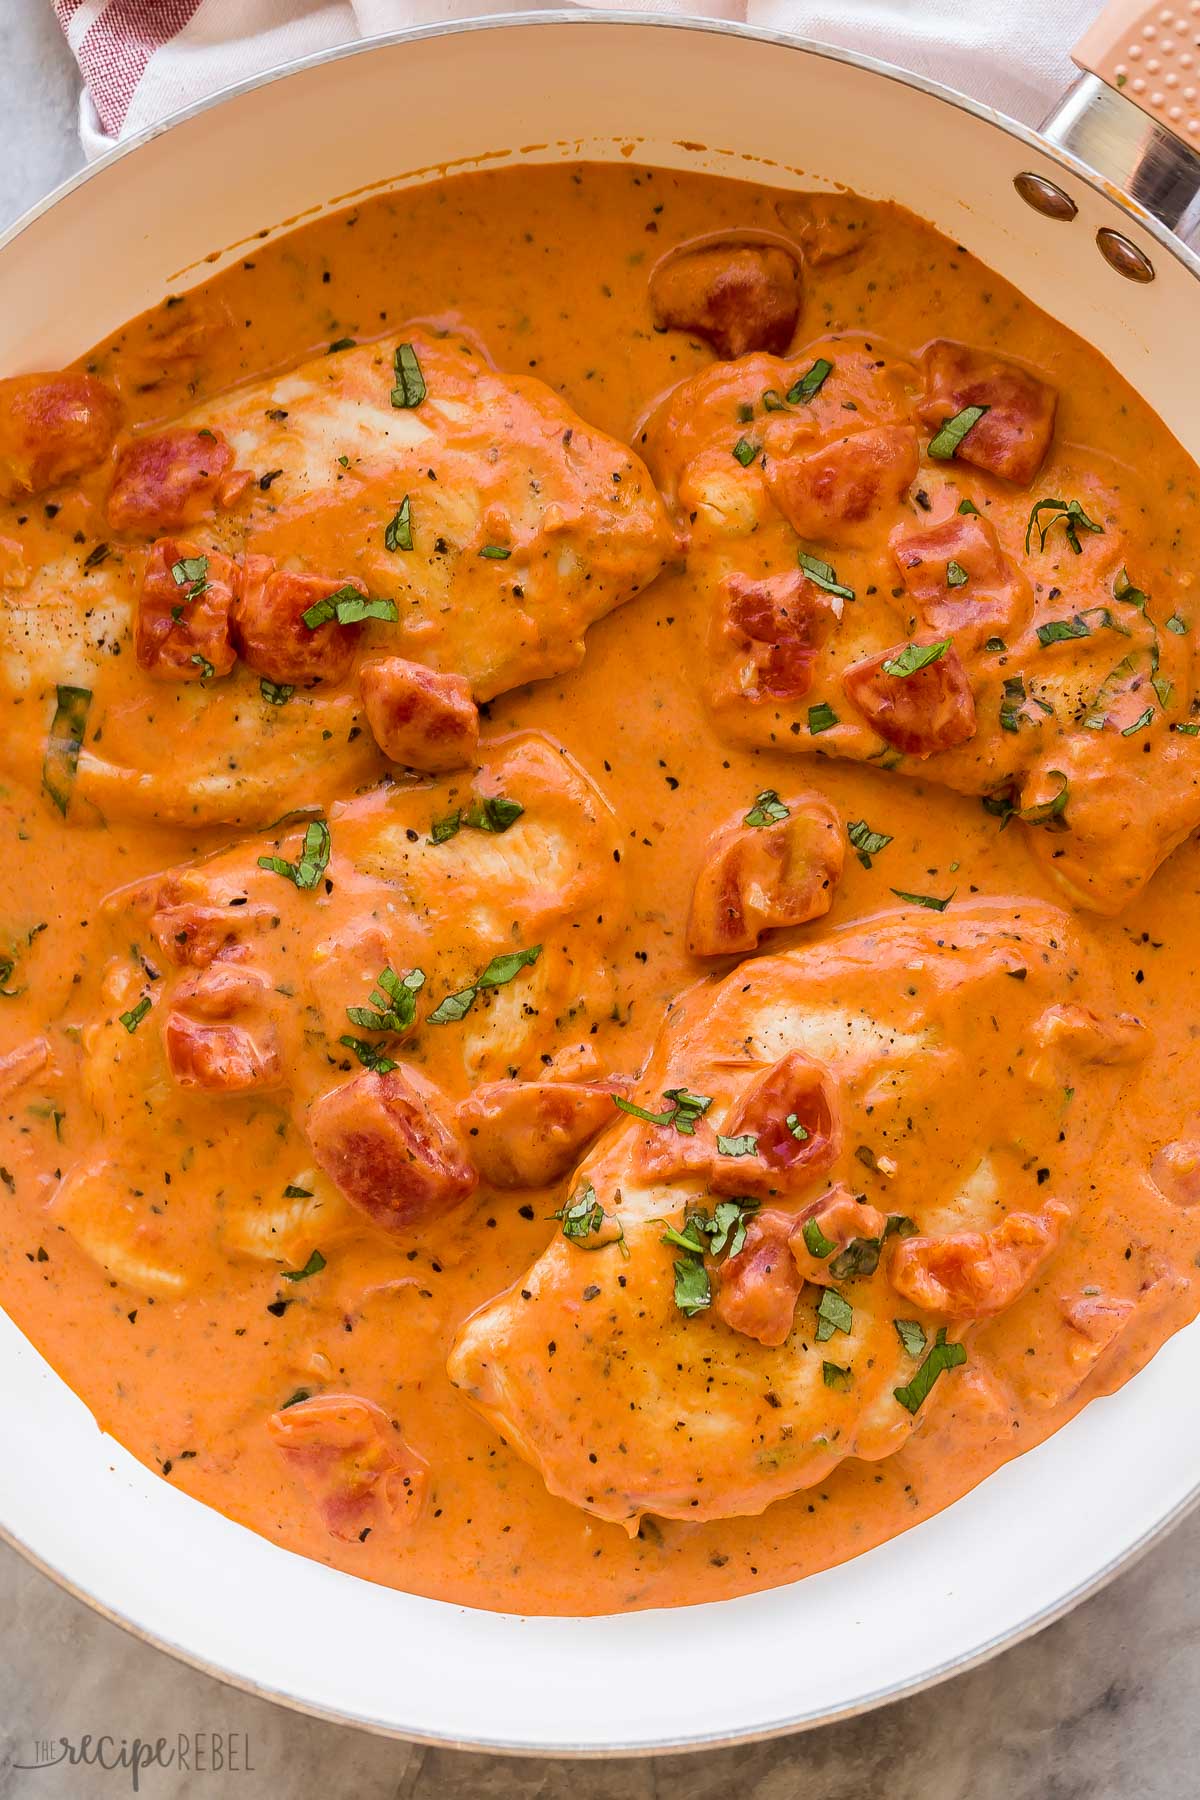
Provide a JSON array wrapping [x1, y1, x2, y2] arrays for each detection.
[[53, 0, 1102, 159]]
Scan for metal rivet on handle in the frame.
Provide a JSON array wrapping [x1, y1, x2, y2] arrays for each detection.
[[1013, 172, 1079, 221], [1096, 227, 1157, 281]]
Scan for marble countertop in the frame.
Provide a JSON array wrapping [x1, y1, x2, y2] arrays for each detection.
[[0, 4, 1194, 1794]]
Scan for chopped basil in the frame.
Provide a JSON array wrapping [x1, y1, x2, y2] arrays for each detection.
[[847, 819, 893, 869], [282, 1249, 326, 1282], [257, 818, 331, 891], [1112, 565, 1148, 609], [614, 1087, 712, 1135], [999, 674, 1028, 733], [744, 790, 789, 827], [328, 337, 356, 353], [928, 404, 989, 461], [762, 388, 788, 412], [429, 811, 462, 844], [425, 986, 477, 1026], [732, 438, 759, 467], [191, 653, 215, 681], [1037, 616, 1090, 646], [957, 497, 980, 516], [1154, 674, 1175, 710], [391, 342, 426, 408], [480, 545, 511, 561], [880, 639, 950, 679], [672, 1253, 712, 1317], [786, 357, 833, 405], [822, 1361, 853, 1390], [556, 1183, 605, 1242], [802, 1216, 836, 1259], [945, 560, 969, 588], [260, 678, 294, 706], [339, 1036, 397, 1074], [1166, 614, 1188, 636], [797, 551, 855, 601], [346, 965, 425, 1033], [170, 554, 209, 600], [1025, 496, 1103, 556], [283, 1184, 313, 1200], [479, 945, 542, 988], [814, 1286, 852, 1342], [118, 995, 151, 1034], [1173, 721, 1200, 736], [893, 1326, 966, 1413], [427, 944, 542, 1025], [784, 1112, 809, 1141], [893, 1318, 927, 1358], [42, 684, 92, 817], [890, 887, 954, 911], [1121, 706, 1155, 736], [716, 1132, 758, 1158], [385, 496, 413, 553], [689, 1198, 759, 1259], [465, 795, 524, 834], [1016, 769, 1069, 826], [984, 636, 1006, 653], [280, 1389, 312, 1409], [301, 586, 398, 630], [808, 701, 839, 734]]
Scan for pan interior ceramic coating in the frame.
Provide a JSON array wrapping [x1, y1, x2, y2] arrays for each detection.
[[2, 15, 1199, 1754]]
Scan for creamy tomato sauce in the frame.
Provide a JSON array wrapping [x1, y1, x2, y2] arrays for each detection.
[[2, 163, 1200, 1616]]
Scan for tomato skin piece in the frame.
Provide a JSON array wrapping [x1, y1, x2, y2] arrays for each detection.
[[0, 371, 122, 500], [712, 1050, 842, 1200], [360, 656, 479, 771], [687, 792, 843, 957], [457, 1080, 615, 1187], [135, 537, 238, 682], [765, 424, 919, 546], [650, 244, 801, 360], [842, 640, 976, 756], [307, 1066, 478, 1233], [108, 427, 241, 532], [719, 570, 838, 704], [232, 558, 368, 685], [919, 340, 1057, 486], [714, 1210, 804, 1347], [267, 1394, 428, 1542]]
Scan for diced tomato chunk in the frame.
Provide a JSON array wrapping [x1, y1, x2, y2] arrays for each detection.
[[687, 791, 843, 956], [714, 1210, 804, 1346], [267, 1394, 428, 1542], [107, 427, 241, 532], [135, 537, 237, 682], [457, 1080, 615, 1186], [307, 1066, 477, 1233], [890, 1202, 1068, 1319], [919, 341, 1057, 486], [148, 897, 273, 968], [765, 425, 918, 545], [842, 640, 976, 755], [1033, 1003, 1146, 1068], [720, 570, 837, 704], [163, 964, 282, 1094], [650, 243, 801, 360], [0, 371, 122, 500], [359, 656, 479, 771], [232, 557, 365, 684], [712, 1050, 841, 1199], [1151, 1137, 1200, 1208], [889, 511, 1031, 643], [790, 1185, 886, 1285]]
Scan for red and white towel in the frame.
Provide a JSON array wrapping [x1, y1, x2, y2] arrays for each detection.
[[53, 0, 1101, 160]]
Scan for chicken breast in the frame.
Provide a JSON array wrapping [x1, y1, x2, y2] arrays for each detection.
[[2, 331, 673, 826], [640, 334, 1200, 914], [49, 732, 622, 1292], [449, 900, 1143, 1527]]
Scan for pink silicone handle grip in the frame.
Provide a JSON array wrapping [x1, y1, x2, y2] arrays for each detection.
[[1075, 0, 1200, 145]]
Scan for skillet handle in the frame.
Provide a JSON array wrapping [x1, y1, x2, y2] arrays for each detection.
[[1036, 2, 1200, 257]]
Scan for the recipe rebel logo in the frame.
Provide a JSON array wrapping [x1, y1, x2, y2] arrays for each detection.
[[11, 1732, 256, 1791]]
